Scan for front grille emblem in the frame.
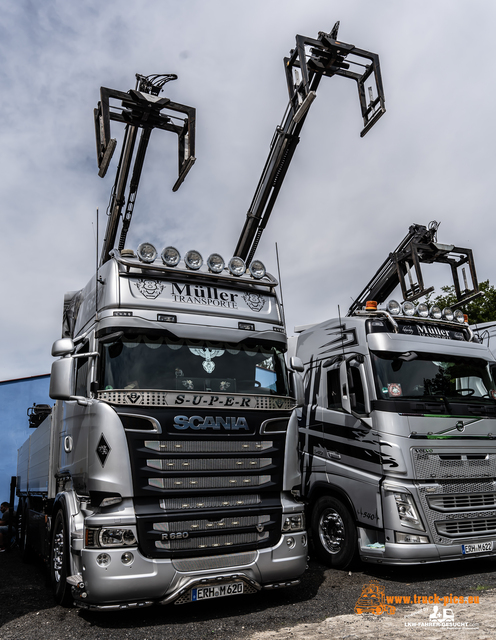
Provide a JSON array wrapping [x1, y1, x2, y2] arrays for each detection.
[[256, 523, 264, 533]]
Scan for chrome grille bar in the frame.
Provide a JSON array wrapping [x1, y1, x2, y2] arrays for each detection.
[[147, 458, 271, 471], [155, 532, 269, 550], [160, 494, 261, 510], [153, 515, 270, 533], [149, 475, 271, 490], [145, 440, 273, 453]]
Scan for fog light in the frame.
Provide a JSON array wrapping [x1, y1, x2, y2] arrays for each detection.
[[417, 302, 429, 318], [137, 242, 157, 263], [96, 553, 111, 567], [121, 552, 134, 565], [228, 257, 246, 277], [386, 300, 401, 315], [395, 532, 429, 544], [184, 250, 203, 270], [442, 307, 454, 321], [249, 260, 266, 279], [402, 301, 415, 316], [429, 305, 442, 319], [207, 253, 225, 273], [161, 246, 181, 267], [286, 537, 296, 549]]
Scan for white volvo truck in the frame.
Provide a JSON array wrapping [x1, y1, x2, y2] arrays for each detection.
[[293, 224, 496, 568], [16, 72, 306, 610]]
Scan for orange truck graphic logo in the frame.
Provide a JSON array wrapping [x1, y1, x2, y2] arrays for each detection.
[[354, 580, 396, 616]]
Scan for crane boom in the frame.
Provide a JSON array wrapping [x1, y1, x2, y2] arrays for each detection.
[[95, 74, 196, 266], [347, 221, 481, 315], [234, 23, 386, 265]]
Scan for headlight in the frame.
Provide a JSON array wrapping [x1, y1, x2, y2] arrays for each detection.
[[402, 301, 415, 317], [282, 513, 305, 533], [85, 527, 137, 548], [249, 260, 266, 279], [207, 253, 225, 273], [137, 242, 157, 263], [161, 246, 181, 267], [392, 492, 424, 530], [184, 249, 203, 270], [386, 300, 401, 315], [228, 256, 246, 277]]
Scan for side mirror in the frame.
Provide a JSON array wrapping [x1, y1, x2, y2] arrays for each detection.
[[52, 338, 75, 357], [290, 371, 305, 407], [49, 357, 74, 400], [289, 356, 304, 372]]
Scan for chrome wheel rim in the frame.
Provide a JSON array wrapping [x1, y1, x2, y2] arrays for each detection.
[[52, 529, 64, 583], [319, 508, 345, 554]]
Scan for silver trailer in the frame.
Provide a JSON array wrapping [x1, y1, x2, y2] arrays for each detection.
[[17, 248, 307, 609], [292, 301, 496, 567]]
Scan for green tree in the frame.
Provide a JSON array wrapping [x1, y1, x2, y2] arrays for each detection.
[[427, 280, 496, 325]]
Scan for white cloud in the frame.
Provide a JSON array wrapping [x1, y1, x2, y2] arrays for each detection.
[[1, 0, 495, 379]]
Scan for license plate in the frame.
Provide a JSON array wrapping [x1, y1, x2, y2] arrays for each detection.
[[192, 582, 244, 601], [462, 541, 494, 555]]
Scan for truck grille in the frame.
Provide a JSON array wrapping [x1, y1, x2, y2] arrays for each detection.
[[122, 407, 287, 558], [417, 480, 496, 544], [436, 517, 496, 538], [428, 493, 496, 512], [412, 450, 496, 480]]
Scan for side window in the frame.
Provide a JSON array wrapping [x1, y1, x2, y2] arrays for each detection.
[[74, 342, 89, 397], [327, 367, 343, 411], [349, 363, 366, 414]]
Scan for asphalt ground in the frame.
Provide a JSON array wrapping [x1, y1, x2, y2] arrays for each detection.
[[1, 546, 496, 639]]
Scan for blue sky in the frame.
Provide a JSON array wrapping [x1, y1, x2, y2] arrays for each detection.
[[1, 0, 495, 380]]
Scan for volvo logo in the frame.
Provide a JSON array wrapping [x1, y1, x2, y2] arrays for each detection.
[[456, 421, 465, 433]]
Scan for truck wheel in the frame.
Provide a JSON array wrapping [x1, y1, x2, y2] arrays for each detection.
[[50, 510, 73, 607], [18, 499, 33, 563], [311, 496, 357, 569]]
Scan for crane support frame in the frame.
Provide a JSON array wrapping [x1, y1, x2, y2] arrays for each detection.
[[95, 76, 196, 265], [234, 23, 386, 265]]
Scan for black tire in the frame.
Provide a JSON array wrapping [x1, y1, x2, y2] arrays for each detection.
[[311, 496, 358, 569], [18, 499, 34, 563], [50, 509, 73, 607]]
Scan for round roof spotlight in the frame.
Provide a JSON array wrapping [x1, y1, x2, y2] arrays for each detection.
[[386, 300, 401, 315], [454, 309, 465, 324], [161, 246, 181, 267], [417, 302, 429, 318], [429, 305, 442, 319], [137, 242, 157, 263], [207, 253, 225, 274], [442, 307, 454, 321], [184, 250, 203, 270], [249, 260, 266, 280], [402, 301, 416, 317], [228, 256, 246, 277]]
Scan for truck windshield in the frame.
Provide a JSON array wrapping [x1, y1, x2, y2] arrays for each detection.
[[100, 333, 289, 396], [371, 352, 496, 403]]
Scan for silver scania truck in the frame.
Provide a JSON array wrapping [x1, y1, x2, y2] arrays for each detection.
[[292, 226, 496, 568], [16, 245, 307, 609], [15, 72, 306, 610]]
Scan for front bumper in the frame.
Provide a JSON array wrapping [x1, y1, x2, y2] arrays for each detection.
[[75, 531, 307, 608]]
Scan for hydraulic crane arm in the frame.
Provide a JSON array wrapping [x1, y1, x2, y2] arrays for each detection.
[[347, 221, 481, 315], [234, 22, 386, 265], [95, 74, 196, 266]]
